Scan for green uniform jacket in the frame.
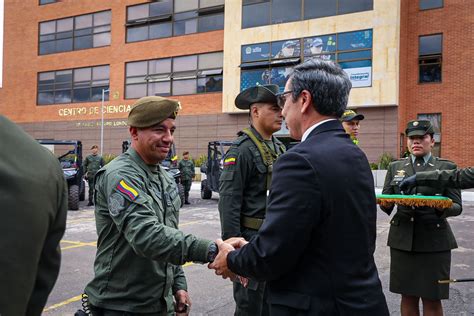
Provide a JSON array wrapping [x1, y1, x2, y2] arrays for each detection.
[[0, 115, 68, 316], [382, 156, 462, 252], [417, 167, 474, 190], [178, 159, 195, 181], [218, 126, 285, 240], [85, 148, 212, 314], [83, 154, 105, 177]]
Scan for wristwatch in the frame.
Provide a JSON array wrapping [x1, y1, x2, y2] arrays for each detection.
[[207, 242, 218, 263]]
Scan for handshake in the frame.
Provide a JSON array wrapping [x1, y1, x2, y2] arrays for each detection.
[[207, 237, 249, 287]]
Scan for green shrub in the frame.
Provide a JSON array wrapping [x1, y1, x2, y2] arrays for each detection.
[[378, 152, 395, 170], [103, 153, 117, 165], [193, 154, 207, 167], [369, 162, 379, 170]]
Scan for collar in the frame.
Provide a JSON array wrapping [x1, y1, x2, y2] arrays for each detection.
[[128, 147, 159, 174], [302, 119, 337, 142], [410, 153, 432, 164]]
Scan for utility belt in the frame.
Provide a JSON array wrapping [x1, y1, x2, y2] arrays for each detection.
[[241, 215, 264, 230]]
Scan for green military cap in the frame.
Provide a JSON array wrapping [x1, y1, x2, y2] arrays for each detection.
[[127, 96, 180, 128], [235, 84, 279, 110], [340, 109, 364, 122], [405, 120, 434, 137]]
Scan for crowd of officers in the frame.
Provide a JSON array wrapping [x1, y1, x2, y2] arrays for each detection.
[[1, 59, 472, 316]]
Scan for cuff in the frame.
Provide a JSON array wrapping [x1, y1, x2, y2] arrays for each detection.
[[190, 239, 214, 263]]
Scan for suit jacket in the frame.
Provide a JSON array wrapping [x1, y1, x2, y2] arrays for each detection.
[[0, 115, 68, 316], [381, 156, 462, 252], [228, 120, 388, 316]]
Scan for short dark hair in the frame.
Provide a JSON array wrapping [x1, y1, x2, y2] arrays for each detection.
[[289, 59, 351, 117], [91, 145, 98, 149], [183, 151, 189, 155]]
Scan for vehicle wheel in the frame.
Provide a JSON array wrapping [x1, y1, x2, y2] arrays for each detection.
[[201, 179, 212, 199], [79, 179, 85, 201], [68, 184, 80, 210], [178, 183, 185, 207]]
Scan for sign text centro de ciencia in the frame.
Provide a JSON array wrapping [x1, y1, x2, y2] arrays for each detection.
[[58, 104, 133, 117]]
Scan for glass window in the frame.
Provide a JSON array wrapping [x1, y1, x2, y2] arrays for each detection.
[[242, 1, 270, 28], [199, 52, 223, 69], [271, 39, 301, 59], [338, 30, 373, 51], [40, 21, 56, 34], [150, 22, 172, 39], [419, 34, 442, 55], [198, 13, 224, 32], [149, 0, 173, 17], [174, 19, 198, 36], [338, 0, 373, 15], [37, 66, 109, 105], [127, 25, 149, 42], [74, 36, 93, 50], [126, 84, 147, 99], [241, 68, 271, 90], [128, 4, 149, 21], [173, 55, 197, 72], [271, 0, 301, 24], [40, 0, 56, 4], [76, 15, 92, 29], [419, 58, 442, 83], [198, 75, 222, 92], [93, 33, 111, 47], [149, 81, 171, 96], [127, 61, 148, 77], [420, 0, 443, 10], [175, 0, 199, 13], [149, 59, 172, 74], [94, 11, 111, 26], [200, 0, 225, 8], [304, 0, 336, 19], [57, 18, 73, 32], [241, 43, 271, 62], [303, 35, 336, 56], [173, 79, 197, 95]]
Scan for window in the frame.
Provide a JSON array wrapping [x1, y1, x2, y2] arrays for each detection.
[[37, 65, 109, 105], [419, 0, 443, 10], [40, 0, 56, 4], [417, 113, 441, 157], [126, 0, 224, 43], [242, 0, 373, 28], [125, 52, 223, 98], [240, 29, 373, 91], [419, 34, 442, 83], [39, 11, 111, 55]]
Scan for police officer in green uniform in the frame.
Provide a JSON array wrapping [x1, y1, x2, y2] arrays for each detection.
[[381, 120, 462, 316], [401, 166, 474, 191], [340, 109, 364, 145], [219, 84, 286, 316], [0, 115, 68, 316], [178, 151, 195, 204], [84, 96, 220, 315], [83, 145, 105, 206]]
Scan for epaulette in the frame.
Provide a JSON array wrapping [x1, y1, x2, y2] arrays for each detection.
[[232, 133, 250, 147]]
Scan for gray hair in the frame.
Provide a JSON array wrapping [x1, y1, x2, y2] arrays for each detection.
[[289, 59, 352, 117]]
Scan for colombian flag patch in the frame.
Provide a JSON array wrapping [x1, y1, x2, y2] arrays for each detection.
[[223, 157, 236, 166], [116, 180, 139, 201]]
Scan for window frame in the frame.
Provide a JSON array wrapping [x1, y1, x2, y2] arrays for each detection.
[[37, 64, 110, 105], [124, 51, 223, 99], [241, 0, 373, 29], [419, 0, 444, 11], [418, 33, 443, 84], [125, 0, 224, 43], [38, 10, 111, 55], [39, 0, 57, 5]]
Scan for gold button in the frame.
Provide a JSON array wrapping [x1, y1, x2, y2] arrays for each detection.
[[437, 224, 440, 228], [410, 217, 414, 222]]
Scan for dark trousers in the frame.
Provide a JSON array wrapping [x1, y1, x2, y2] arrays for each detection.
[[233, 280, 269, 316], [89, 305, 167, 316], [182, 179, 192, 202], [87, 175, 96, 203]]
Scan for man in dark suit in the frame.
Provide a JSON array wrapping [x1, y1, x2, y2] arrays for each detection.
[[209, 59, 389, 315]]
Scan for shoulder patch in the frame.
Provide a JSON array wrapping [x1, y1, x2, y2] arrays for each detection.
[[223, 157, 236, 166], [116, 179, 139, 201], [109, 192, 127, 216]]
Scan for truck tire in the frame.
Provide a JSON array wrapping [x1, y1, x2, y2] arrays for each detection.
[[201, 179, 212, 199], [178, 183, 185, 207], [79, 179, 85, 201], [69, 184, 80, 210]]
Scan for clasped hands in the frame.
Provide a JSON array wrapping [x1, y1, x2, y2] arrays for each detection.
[[208, 237, 249, 286]]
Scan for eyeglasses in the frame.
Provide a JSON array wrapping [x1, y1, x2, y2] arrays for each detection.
[[276, 90, 293, 108]]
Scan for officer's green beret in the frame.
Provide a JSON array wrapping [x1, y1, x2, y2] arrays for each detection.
[[340, 109, 364, 122], [127, 96, 180, 128], [405, 120, 434, 137], [235, 84, 279, 110]]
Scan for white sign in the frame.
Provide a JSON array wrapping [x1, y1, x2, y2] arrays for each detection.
[[343, 66, 372, 88]]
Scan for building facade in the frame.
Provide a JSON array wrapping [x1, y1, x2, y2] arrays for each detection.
[[1, 0, 470, 165]]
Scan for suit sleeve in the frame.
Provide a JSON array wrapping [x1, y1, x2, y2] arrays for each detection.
[[438, 163, 462, 218], [227, 151, 320, 281], [380, 163, 395, 215], [26, 162, 68, 315], [417, 167, 474, 190], [218, 147, 250, 240]]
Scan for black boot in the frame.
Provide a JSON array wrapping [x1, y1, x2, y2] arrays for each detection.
[[184, 192, 190, 204], [87, 200, 93, 206]]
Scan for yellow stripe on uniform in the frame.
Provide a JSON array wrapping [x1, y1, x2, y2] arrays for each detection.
[[224, 157, 236, 163], [119, 180, 138, 197]]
